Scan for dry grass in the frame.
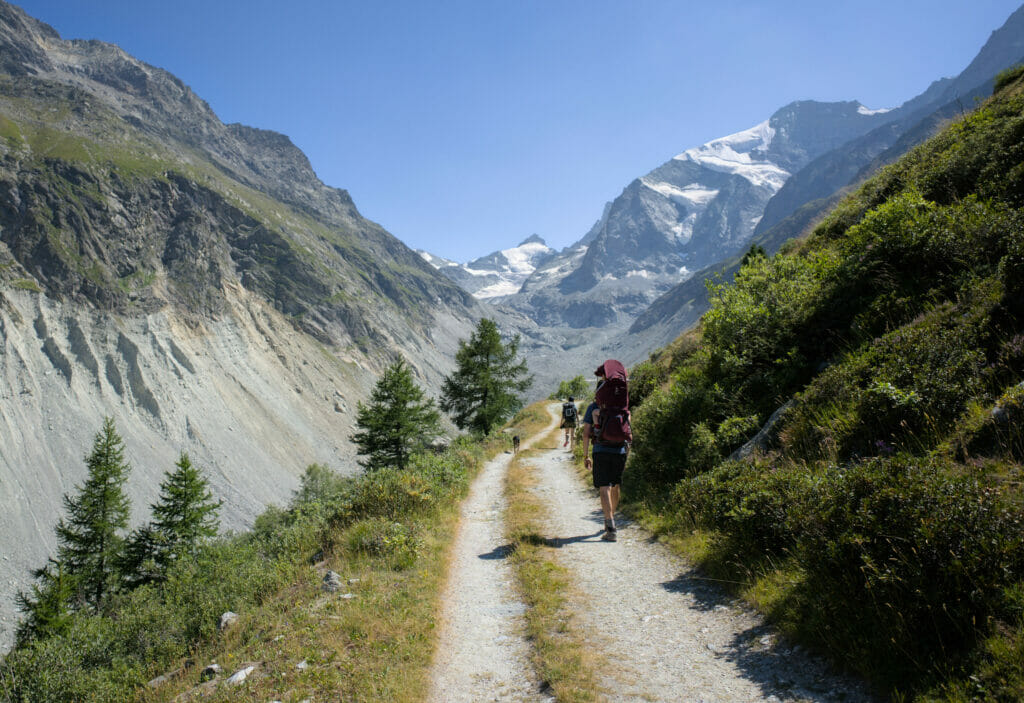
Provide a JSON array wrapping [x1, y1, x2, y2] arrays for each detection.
[[138, 512, 461, 703]]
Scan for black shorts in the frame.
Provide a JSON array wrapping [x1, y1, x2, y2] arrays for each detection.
[[592, 451, 626, 488]]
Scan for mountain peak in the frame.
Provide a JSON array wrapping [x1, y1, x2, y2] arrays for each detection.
[[519, 234, 546, 247]]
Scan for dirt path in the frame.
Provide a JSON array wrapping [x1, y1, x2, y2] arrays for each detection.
[[427, 415, 558, 703], [521, 403, 875, 702]]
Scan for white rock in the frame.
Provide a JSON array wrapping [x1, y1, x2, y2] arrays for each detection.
[[227, 665, 256, 685], [218, 611, 238, 631]]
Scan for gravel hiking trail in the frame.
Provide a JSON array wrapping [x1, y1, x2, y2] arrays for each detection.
[[521, 403, 876, 702], [428, 412, 559, 703], [429, 403, 875, 702]]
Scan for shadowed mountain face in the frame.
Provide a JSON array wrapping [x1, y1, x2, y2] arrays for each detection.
[[0, 1, 483, 648]]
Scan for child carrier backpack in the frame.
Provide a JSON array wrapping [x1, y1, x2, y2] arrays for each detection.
[[593, 360, 632, 447]]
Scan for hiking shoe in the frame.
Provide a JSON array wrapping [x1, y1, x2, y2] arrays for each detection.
[[563, 439, 568, 447], [601, 529, 617, 542]]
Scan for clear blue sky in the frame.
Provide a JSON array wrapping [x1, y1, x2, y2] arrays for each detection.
[[12, 0, 1024, 261]]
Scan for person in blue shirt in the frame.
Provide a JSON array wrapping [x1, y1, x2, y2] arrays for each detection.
[[581, 372, 628, 542]]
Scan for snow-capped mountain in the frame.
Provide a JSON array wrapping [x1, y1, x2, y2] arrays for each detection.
[[419, 235, 555, 300], [503, 100, 896, 329]]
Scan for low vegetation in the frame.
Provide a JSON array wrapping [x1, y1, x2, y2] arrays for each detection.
[[0, 427, 491, 702], [622, 70, 1024, 699]]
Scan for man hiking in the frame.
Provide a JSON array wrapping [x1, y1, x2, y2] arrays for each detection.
[[561, 396, 579, 449], [581, 360, 631, 542]]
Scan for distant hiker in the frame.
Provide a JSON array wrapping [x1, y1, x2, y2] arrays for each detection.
[[561, 396, 579, 449], [582, 360, 631, 542], [512, 434, 520, 454]]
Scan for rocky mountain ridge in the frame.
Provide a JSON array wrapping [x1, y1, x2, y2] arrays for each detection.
[[0, 0, 482, 648], [431, 3, 1024, 371], [627, 3, 1024, 352]]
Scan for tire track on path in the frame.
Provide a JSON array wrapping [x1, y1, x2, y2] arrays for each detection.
[[521, 403, 876, 702], [427, 411, 559, 703]]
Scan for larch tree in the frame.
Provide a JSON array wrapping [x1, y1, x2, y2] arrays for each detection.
[[55, 417, 132, 613], [440, 318, 533, 435], [122, 452, 221, 587]]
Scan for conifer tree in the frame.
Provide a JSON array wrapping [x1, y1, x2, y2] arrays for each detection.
[[440, 318, 533, 435], [353, 359, 442, 470], [14, 559, 74, 644], [54, 417, 132, 613], [122, 453, 220, 586], [151, 453, 221, 556]]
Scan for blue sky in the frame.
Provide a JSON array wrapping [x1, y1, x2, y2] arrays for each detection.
[[12, 0, 1024, 261]]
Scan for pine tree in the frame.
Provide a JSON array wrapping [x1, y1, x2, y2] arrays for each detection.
[[353, 359, 442, 470], [54, 417, 132, 613], [440, 318, 533, 435]]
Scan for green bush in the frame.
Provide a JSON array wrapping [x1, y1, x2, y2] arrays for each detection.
[[345, 518, 421, 570], [994, 64, 1024, 94], [628, 360, 662, 408], [674, 460, 814, 557], [795, 456, 1024, 688]]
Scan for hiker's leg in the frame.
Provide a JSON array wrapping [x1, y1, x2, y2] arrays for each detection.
[[599, 485, 613, 522], [609, 484, 620, 514]]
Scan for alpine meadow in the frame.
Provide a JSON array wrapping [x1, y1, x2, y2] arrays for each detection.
[[4, 2, 1024, 702]]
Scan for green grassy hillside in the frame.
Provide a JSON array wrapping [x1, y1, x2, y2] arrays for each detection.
[[627, 65, 1024, 700]]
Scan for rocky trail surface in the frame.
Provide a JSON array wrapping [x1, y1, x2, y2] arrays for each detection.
[[427, 413, 558, 703], [430, 404, 875, 702], [526, 406, 875, 702]]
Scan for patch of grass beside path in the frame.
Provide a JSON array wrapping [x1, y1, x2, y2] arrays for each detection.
[[504, 407, 602, 703]]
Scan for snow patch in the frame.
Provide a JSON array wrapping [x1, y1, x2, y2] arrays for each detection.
[[474, 280, 523, 299], [674, 120, 789, 190], [641, 179, 719, 208], [500, 241, 551, 274], [461, 267, 499, 278], [857, 105, 892, 116]]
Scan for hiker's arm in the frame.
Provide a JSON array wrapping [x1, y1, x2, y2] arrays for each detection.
[[582, 422, 592, 466]]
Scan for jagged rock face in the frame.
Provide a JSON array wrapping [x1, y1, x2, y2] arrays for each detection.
[[0, 0, 482, 649]]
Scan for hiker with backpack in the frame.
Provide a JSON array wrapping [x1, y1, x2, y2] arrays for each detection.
[[581, 360, 631, 542], [560, 396, 579, 450]]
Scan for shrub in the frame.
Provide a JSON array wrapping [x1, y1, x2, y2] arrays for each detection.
[[994, 64, 1024, 94], [628, 360, 662, 408], [795, 456, 1024, 688], [345, 518, 421, 570], [673, 460, 814, 557]]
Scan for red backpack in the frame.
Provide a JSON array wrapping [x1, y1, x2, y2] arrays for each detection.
[[593, 360, 632, 447]]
